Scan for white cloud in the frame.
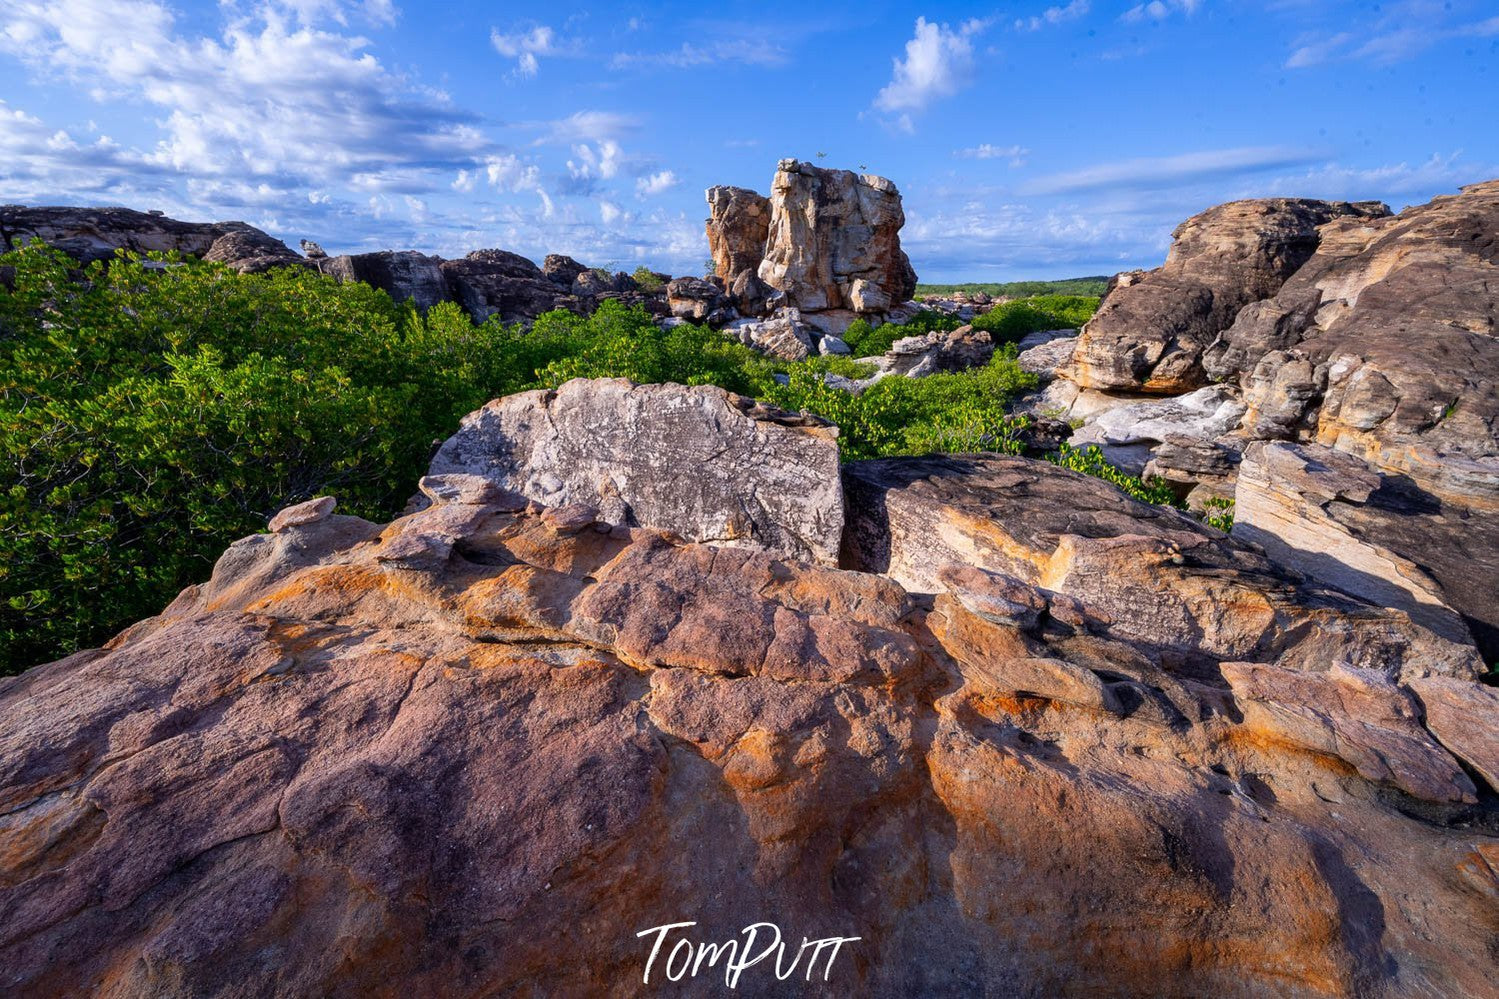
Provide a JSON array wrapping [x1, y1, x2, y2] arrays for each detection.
[[490, 25, 577, 78], [599, 200, 622, 224], [1121, 0, 1202, 23], [537, 110, 641, 145], [1016, 1, 1090, 31], [567, 141, 622, 182], [635, 170, 679, 197], [1023, 146, 1321, 194], [1284, 6, 1499, 68], [955, 144, 1030, 166], [609, 38, 787, 69], [872, 17, 989, 121]]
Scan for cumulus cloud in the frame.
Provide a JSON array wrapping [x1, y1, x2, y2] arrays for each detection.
[[872, 17, 990, 129], [1015, 1, 1090, 32], [635, 170, 679, 197], [1121, 0, 1202, 23], [955, 144, 1030, 166], [490, 25, 578, 78]]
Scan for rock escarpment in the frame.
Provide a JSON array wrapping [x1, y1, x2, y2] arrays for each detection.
[[2, 380, 1497, 997], [1042, 180, 1499, 656], [1069, 198, 1390, 393], [0, 204, 304, 273]]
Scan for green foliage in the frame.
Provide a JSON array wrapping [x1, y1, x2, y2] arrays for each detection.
[[1045, 444, 1183, 507], [0, 244, 1127, 676], [841, 310, 961, 358], [631, 265, 665, 292], [970, 295, 1100, 345], [765, 352, 1037, 461], [1202, 497, 1235, 533], [916, 276, 1110, 298]]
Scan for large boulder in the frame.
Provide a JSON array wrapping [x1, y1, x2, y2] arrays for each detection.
[[427, 378, 845, 565], [3, 451, 1497, 996], [315, 250, 450, 310], [756, 159, 918, 317], [440, 249, 577, 323], [0, 204, 303, 273], [705, 185, 770, 284], [1068, 198, 1390, 393]]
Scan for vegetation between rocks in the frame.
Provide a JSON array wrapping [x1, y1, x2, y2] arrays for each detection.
[[915, 276, 1110, 298], [0, 245, 1133, 673]]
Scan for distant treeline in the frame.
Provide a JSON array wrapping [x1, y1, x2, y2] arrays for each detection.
[[916, 276, 1111, 298]]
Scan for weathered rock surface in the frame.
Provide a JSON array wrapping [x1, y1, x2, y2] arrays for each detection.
[[705, 185, 770, 286], [1069, 385, 1248, 475], [2, 439, 1496, 997], [664, 275, 733, 323], [841, 453, 1482, 680], [724, 308, 817, 361], [871, 324, 994, 378], [439, 249, 581, 323], [0, 205, 303, 273], [314, 250, 449, 310], [1233, 441, 1492, 650], [427, 378, 845, 565], [757, 160, 918, 318], [1068, 198, 1390, 393]]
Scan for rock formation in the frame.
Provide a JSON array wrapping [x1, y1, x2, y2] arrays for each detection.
[[1042, 180, 1499, 656], [0, 204, 303, 273], [2, 405, 1495, 997], [427, 379, 845, 565], [703, 160, 919, 341], [1069, 198, 1389, 393], [313, 250, 450, 310]]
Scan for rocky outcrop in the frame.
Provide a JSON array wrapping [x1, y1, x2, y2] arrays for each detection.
[[427, 378, 845, 565], [1068, 385, 1247, 476], [706, 185, 770, 285], [870, 325, 994, 378], [3, 430, 1495, 997], [758, 160, 918, 325], [0, 204, 303, 273], [313, 250, 449, 310], [439, 249, 583, 323], [1068, 198, 1390, 393]]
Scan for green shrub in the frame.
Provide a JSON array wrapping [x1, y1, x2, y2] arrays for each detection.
[[1202, 497, 1235, 533], [631, 266, 665, 292], [1045, 444, 1182, 507], [970, 295, 1100, 345], [915, 277, 1110, 298], [842, 310, 961, 358]]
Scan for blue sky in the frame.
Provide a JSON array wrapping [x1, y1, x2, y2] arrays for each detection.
[[2, 0, 1496, 281]]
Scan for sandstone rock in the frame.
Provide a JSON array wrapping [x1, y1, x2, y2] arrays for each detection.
[[428, 378, 844, 564], [1221, 662, 1476, 804], [542, 253, 587, 286], [872, 324, 994, 377], [1407, 676, 1499, 792], [1068, 385, 1248, 475], [299, 239, 327, 259], [0, 205, 304, 273], [842, 453, 1483, 679], [441, 249, 576, 323], [665, 275, 731, 322], [315, 249, 450, 310], [1069, 199, 1390, 393], [706, 185, 770, 283], [756, 159, 917, 316], [4, 461, 1496, 996], [1232, 441, 1486, 650], [267, 496, 336, 533], [724, 309, 817, 361], [1015, 329, 1079, 381]]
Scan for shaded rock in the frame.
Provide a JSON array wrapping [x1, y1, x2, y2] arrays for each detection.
[[1069, 199, 1390, 393], [315, 250, 450, 310], [441, 249, 575, 323], [1221, 662, 1475, 803], [1408, 676, 1499, 792], [841, 453, 1483, 679], [1232, 441, 1486, 650], [757, 159, 917, 316], [724, 309, 817, 361], [1016, 329, 1079, 381], [665, 275, 732, 323], [0, 205, 304, 273], [541, 253, 587, 286], [428, 378, 844, 565]]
